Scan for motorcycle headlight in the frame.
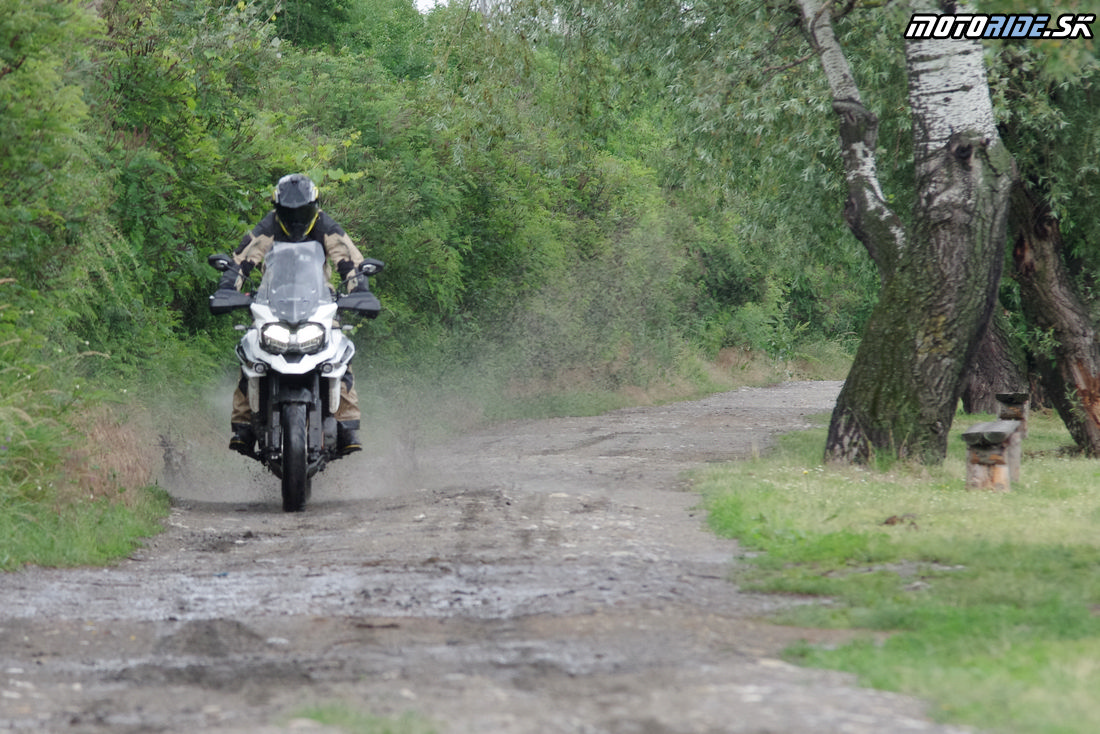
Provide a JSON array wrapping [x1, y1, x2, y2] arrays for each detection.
[[261, 323, 293, 354], [296, 323, 326, 354], [261, 322, 326, 354]]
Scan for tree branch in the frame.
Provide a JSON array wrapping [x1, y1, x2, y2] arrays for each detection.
[[797, 0, 905, 278], [761, 51, 815, 77], [0, 55, 26, 80]]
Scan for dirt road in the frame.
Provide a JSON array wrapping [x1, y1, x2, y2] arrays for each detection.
[[0, 381, 974, 733]]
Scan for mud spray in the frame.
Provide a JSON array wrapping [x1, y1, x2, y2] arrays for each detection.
[[152, 369, 428, 509]]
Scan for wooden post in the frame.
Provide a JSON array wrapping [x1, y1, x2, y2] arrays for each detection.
[[962, 419, 1021, 492], [995, 392, 1029, 482]]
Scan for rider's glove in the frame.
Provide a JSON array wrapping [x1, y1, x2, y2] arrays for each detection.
[[216, 270, 238, 292], [338, 260, 373, 293]]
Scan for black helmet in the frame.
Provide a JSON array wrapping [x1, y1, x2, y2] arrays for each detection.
[[273, 174, 320, 241]]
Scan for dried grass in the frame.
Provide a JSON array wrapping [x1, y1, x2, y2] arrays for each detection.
[[63, 405, 159, 505]]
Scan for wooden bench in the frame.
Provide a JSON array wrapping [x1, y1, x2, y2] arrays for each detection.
[[961, 392, 1030, 492], [962, 419, 1021, 492]]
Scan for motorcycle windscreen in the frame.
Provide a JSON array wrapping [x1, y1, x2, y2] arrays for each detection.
[[254, 241, 334, 324]]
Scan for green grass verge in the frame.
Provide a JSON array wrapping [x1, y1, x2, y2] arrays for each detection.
[[0, 334, 171, 570], [696, 409, 1100, 734], [0, 486, 170, 571], [287, 703, 436, 734]]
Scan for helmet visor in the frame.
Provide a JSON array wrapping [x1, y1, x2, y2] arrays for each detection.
[[275, 203, 320, 241]]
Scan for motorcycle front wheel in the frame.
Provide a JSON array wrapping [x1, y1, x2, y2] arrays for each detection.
[[281, 402, 310, 512]]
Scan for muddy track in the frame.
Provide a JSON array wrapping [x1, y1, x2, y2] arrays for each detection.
[[0, 381, 974, 733]]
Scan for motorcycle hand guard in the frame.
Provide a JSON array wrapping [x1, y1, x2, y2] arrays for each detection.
[[209, 289, 253, 315], [337, 290, 381, 319]]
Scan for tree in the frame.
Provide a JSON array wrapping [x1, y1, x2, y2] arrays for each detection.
[[959, 310, 1028, 415], [1011, 183, 1100, 450], [799, 0, 1016, 463], [990, 39, 1100, 453], [0, 0, 100, 281], [276, 0, 351, 48]]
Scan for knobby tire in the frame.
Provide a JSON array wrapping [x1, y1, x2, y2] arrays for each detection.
[[281, 402, 309, 512]]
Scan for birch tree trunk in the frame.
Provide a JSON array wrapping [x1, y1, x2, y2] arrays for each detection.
[[800, 0, 1016, 463]]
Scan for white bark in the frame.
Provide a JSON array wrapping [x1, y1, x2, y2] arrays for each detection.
[[798, 0, 905, 277], [904, 0, 1013, 286], [798, 0, 861, 103], [905, 0, 999, 158]]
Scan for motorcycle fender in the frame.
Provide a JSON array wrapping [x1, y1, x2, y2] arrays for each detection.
[[327, 375, 342, 413], [248, 376, 261, 414], [278, 382, 314, 404]]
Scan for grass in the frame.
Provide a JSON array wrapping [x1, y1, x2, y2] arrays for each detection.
[[0, 332, 180, 570], [287, 703, 436, 734], [0, 487, 170, 571], [696, 408, 1100, 734]]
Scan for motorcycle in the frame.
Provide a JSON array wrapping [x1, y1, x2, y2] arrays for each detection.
[[207, 240, 384, 512]]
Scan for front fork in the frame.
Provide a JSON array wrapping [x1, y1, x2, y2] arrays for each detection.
[[251, 373, 339, 467]]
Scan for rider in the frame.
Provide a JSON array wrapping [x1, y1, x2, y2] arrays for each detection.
[[214, 173, 374, 457]]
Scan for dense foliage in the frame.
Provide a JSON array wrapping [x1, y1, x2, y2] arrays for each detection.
[[1, 0, 1097, 500]]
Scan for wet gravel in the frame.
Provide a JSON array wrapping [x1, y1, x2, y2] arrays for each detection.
[[0, 381, 977, 733]]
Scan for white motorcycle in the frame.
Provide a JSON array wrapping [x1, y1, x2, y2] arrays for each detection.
[[208, 240, 383, 511]]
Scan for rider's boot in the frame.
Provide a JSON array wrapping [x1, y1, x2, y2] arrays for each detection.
[[229, 423, 256, 456], [337, 420, 362, 456]]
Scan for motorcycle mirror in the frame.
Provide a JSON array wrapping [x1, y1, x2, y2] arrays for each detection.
[[208, 253, 233, 272], [358, 258, 385, 276]]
